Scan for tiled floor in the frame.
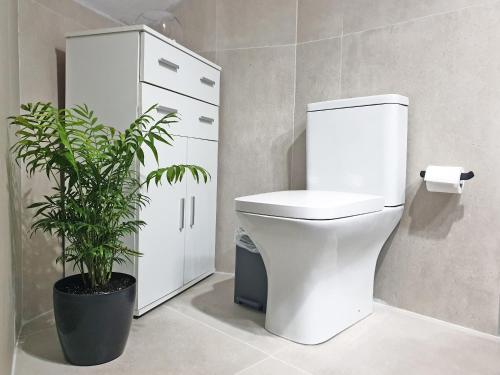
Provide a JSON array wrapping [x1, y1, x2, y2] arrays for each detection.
[[13, 273, 500, 374]]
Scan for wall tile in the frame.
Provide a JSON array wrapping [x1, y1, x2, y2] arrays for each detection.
[[18, 0, 119, 322], [215, 46, 295, 272], [216, 0, 297, 50], [291, 38, 341, 189], [297, 0, 343, 43], [166, 0, 216, 54], [342, 0, 488, 34], [0, 0, 20, 372], [342, 2, 500, 333], [34, 0, 118, 29]]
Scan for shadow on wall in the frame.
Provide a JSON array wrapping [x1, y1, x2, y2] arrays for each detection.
[[290, 129, 307, 190], [20, 48, 67, 321], [21, 187, 62, 320], [407, 183, 464, 239], [8, 123, 23, 333], [375, 182, 464, 279], [375, 222, 399, 278], [55, 49, 65, 109]]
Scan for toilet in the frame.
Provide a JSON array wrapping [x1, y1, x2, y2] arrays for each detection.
[[235, 94, 408, 345]]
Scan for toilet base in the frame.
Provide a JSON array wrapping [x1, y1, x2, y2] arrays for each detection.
[[237, 206, 403, 345]]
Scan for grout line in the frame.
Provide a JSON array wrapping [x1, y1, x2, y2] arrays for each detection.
[[16, 325, 55, 342], [20, 308, 53, 328], [338, 16, 344, 96], [233, 357, 270, 375], [166, 303, 312, 374], [214, 271, 235, 276], [215, 0, 218, 61], [15, 0, 23, 353], [291, 0, 498, 47], [165, 274, 312, 373], [268, 355, 313, 375], [217, 43, 296, 53], [164, 305, 271, 356], [296, 34, 342, 46], [289, 0, 299, 189], [342, 0, 499, 38]]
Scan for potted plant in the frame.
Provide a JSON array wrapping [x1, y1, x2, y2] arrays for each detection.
[[9, 102, 208, 366]]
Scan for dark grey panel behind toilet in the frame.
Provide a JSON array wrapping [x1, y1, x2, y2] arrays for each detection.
[[234, 245, 268, 312]]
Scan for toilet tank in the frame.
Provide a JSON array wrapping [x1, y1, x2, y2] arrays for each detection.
[[306, 94, 408, 206]]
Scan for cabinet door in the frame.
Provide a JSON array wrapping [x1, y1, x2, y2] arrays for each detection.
[[184, 138, 218, 283], [138, 136, 187, 309]]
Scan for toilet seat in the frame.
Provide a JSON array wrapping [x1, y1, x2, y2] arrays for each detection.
[[235, 190, 384, 220]]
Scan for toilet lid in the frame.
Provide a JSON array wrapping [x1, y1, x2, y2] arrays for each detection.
[[235, 190, 384, 220]]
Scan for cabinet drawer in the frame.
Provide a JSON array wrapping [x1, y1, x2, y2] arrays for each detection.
[[141, 83, 219, 141], [140, 33, 220, 106]]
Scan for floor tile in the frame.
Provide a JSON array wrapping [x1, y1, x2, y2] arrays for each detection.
[[15, 304, 266, 375], [237, 358, 309, 375], [14, 274, 500, 375], [273, 304, 500, 375], [166, 274, 291, 355]]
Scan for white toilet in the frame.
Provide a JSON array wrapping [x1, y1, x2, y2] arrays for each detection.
[[235, 94, 408, 345]]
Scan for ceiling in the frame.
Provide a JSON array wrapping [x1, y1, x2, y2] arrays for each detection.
[[75, 0, 184, 25]]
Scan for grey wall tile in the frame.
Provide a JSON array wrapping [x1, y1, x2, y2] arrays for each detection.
[[216, 0, 297, 50], [292, 38, 341, 189], [215, 46, 295, 272], [34, 0, 118, 29], [297, 0, 343, 43], [18, 0, 119, 322], [341, 2, 500, 334], [0, 0, 20, 373], [162, 0, 216, 54], [343, 0, 488, 34]]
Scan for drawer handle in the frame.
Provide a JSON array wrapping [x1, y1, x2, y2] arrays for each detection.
[[157, 105, 178, 114], [199, 116, 214, 124], [200, 76, 216, 87], [158, 57, 180, 72]]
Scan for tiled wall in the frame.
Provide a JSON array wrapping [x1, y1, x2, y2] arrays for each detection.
[[17, 0, 118, 324], [202, 0, 500, 335], [339, 0, 500, 336], [213, 0, 297, 272], [0, 0, 20, 372], [14, 0, 500, 338]]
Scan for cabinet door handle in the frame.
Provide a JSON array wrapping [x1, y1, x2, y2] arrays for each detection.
[[199, 116, 214, 124], [179, 198, 185, 231], [157, 105, 177, 114], [190, 196, 195, 227], [158, 57, 180, 71], [200, 76, 215, 87]]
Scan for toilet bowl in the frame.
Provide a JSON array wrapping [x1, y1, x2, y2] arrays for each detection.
[[236, 191, 403, 344], [235, 94, 409, 344]]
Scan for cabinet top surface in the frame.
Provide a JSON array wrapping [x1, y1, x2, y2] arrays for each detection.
[[66, 24, 221, 71]]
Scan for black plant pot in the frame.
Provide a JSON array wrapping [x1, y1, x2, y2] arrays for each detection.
[[53, 272, 136, 366]]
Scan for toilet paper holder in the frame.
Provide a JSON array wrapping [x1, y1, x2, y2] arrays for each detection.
[[419, 170, 475, 180]]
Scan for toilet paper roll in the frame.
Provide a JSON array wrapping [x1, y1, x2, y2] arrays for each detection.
[[424, 165, 464, 194]]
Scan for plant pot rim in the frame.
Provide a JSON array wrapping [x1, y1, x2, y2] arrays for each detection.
[[53, 272, 136, 297]]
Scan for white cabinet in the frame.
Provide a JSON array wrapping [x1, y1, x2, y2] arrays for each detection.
[[66, 25, 221, 316]]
